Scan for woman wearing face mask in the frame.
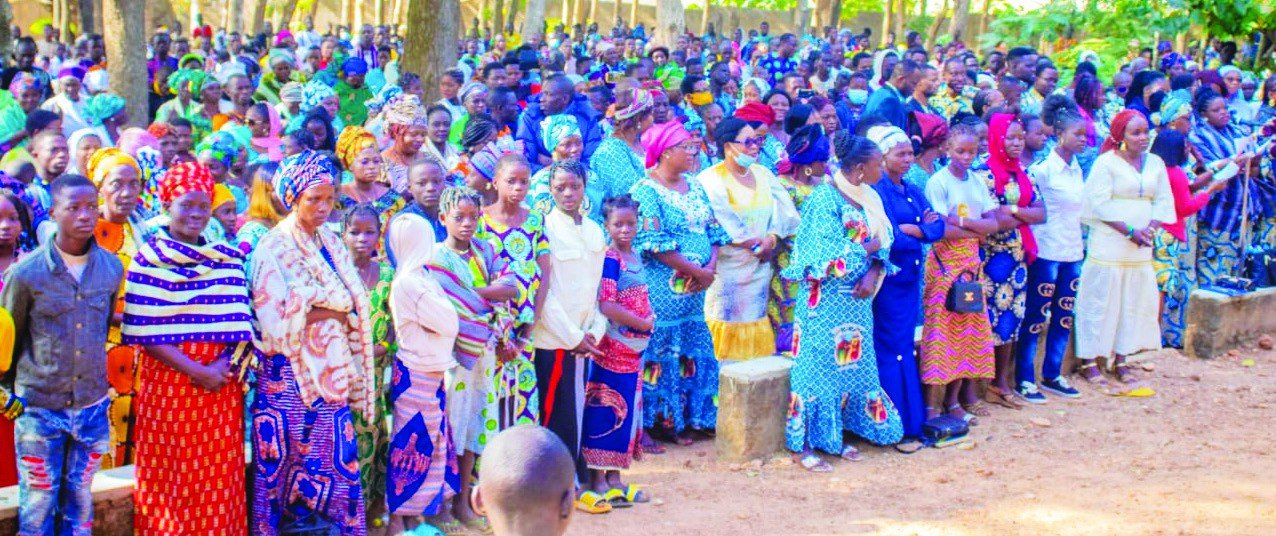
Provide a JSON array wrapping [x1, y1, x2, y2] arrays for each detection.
[[1074, 110, 1174, 388], [697, 117, 799, 361], [734, 102, 786, 174]]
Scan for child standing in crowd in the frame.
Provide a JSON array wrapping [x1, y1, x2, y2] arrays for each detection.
[[343, 204, 394, 528], [586, 194, 654, 502], [477, 154, 549, 433], [922, 124, 998, 423], [529, 160, 609, 513], [385, 212, 462, 535], [2, 174, 124, 535], [431, 185, 519, 532]]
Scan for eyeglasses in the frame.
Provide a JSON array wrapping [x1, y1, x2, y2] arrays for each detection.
[[673, 142, 701, 154], [733, 136, 766, 149]]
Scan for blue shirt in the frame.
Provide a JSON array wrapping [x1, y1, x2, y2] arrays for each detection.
[[874, 176, 945, 282], [864, 84, 908, 131], [757, 53, 797, 84]]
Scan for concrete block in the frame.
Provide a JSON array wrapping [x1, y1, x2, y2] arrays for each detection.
[[715, 356, 793, 463], [1184, 287, 1276, 359]]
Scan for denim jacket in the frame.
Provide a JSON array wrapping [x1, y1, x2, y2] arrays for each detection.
[[1, 240, 123, 410]]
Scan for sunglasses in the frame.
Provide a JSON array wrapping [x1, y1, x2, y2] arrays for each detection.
[[1115, 86, 1129, 94], [733, 136, 767, 149]]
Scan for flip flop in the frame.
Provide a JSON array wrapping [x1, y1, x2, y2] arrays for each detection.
[[894, 440, 924, 454], [799, 453, 833, 472], [840, 445, 863, 462], [603, 487, 633, 508], [1113, 385, 1156, 397], [575, 490, 614, 514], [983, 386, 1022, 410], [620, 484, 649, 504]]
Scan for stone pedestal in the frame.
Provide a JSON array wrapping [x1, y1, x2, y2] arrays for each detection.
[[1185, 287, 1276, 359], [715, 356, 793, 463]]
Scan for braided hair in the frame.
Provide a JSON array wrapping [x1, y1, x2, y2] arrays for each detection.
[[832, 130, 880, 167], [439, 185, 483, 214], [601, 193, 640, 221], [546, 159, 588, 186], [341, 203, 382, 233]]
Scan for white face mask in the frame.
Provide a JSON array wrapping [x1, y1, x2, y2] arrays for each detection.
[[733, 152, 757, 168]]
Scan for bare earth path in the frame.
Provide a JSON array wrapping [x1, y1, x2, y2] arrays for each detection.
[[568, 349, 1276, 536]]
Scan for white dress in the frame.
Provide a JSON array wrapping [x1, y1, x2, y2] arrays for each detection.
[[1074, 151, 1175, 360]]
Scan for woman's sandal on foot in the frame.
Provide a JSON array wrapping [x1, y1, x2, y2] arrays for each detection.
[[798, 453, 833, 472], [947, 404, 978, 426], [894, 440, 924, 454], [840, 445, 863, 462], [575, 490, 614, 514], [604, 484, 649, 507]]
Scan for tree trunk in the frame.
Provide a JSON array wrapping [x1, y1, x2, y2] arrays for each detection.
[[589, 0, 598, 25], [949, 0, 969, 44], [794, 0, 811, 36], [700, 0, 710, 35], [925, 0, 947, 47], [612, 0, 621, 27], [393, 0, 405, 26], [561, 0, 569, 23], [231, 0, 244, 32], [492, 0, 505, 36], [829, 0, 841, 29], [975, 0, 991, 46], [502, 0, 512, 34], [881, 0, 893, 48], [403, 0, 458, 102], [78, 0, 97, 35], [628, 0, 637, 29], [573, 0, 587, 27], [0, 0, 12, 64], [103, 0, 146, 127], [275, 0, 298, 30], [892, 0, 905, 44], [653, 0, 683, 47], [523, 0, 545, 38], [374, 0, 384, 24]]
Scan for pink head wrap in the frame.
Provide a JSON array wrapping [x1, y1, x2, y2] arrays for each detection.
[[641, 121, 693, 169], [116, 128, 161, 157]]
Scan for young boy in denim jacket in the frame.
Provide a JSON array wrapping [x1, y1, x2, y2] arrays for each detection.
[[1, 174, 123, 535]]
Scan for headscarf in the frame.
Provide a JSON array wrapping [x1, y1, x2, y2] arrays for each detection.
[[987, 112, 1037, 262], [335, 126, 378, 168], [85, 147, 140, 188], [279, 81, 305, 104], [739, 78, 771, 102], [158, 162, 215, 204], [1159, 52, 1185, 73], [67, 129, 102, 173], [1152, 90, 1192, 128], [147, 122, 174, 140], [734, 102, 776, 125], [275, 150, 338, 210], [56, 65, 85, 83], [459, 81, 487, 105], [167, 68, 207, 95], [301, 80, 336, 114], [83, 67, 109, 94], [197, 132, 239, 168], [913, 111, 949, 151], [268, 48, 296, 68], [468, 137, 525, 181], [539, 114, 580, 154], [212, 183, 236, 209], [341, 57, 369, 77], [382, 93, 427, 128], [274, 29, 293, 46], [386, 212, 459, 372], [83, 93, 126, 126], [782, 124, 829, 170], [866, 125, 910, 155], [1102, 109, 1142, 154], [640, 120, 692, 168], [614, 88, 654, 121], [364, 84, 403, 115], [8, 72, 43, 99], [116, 128, 160, 157], [251, 104, 285, 162]]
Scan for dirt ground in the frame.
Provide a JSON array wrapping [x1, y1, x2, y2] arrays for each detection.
[[568, 348, 1276, 536]]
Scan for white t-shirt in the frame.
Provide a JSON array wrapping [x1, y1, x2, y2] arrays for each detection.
[[56, 244, 89, 283], [925, 165, 997, 218]]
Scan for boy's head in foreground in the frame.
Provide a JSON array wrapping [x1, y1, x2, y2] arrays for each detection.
[[475, 425, 575, 536]]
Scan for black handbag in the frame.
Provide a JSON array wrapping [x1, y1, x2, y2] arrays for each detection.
[[935, 254, 985, 314], [922, 414, 970, 446]]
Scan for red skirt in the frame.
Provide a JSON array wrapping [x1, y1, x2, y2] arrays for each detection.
[[134, 341, 246, 535]]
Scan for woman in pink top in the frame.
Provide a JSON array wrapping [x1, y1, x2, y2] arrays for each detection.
[[1149, 130, 1230, 347]]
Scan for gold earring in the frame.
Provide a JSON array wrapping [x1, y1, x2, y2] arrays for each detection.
[[1120, 140, 1127, 151]]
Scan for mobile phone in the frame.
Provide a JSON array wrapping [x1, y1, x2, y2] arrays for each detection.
[[605, 71, 623, 84], [797, 88, 815, 100]]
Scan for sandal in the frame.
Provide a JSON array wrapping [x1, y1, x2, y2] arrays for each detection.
[[1075, 361, 1108, 386], [798, 453, 833, 472], [840, 445, 862, 462], [894, 440, 924, 454], [983, 385, 1023, 410], [575, 490, 614, 514], [639, 433, 666, 455], [947, 404, 978, 426], [618, 484, 649, 504], [602, 487, 633, 508], [963, 400, 992, 417], [1114, 359, 1138, 384]]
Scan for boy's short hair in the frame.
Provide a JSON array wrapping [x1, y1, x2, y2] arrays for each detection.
[[49, 174, 96, 203]]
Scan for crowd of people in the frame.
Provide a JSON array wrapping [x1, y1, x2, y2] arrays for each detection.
[[0, 13, 1273, 536]]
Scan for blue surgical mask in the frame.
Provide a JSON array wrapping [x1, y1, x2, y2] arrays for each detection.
[[847, 89, 869, 105], [734, 152, 758, 168]]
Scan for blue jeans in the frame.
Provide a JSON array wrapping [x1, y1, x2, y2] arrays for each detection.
[[15, 397, 110, 536], [1015, 259, 1082, 385]]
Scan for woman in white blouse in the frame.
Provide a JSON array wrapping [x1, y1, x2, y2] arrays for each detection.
[[1014, 111, 1089, 404], [1074, 110, 1174, 388]]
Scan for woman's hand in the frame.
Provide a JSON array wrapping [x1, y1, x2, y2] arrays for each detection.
[[922, 209, 940, 224], [899, 224, 924, 239], [693, 265, 716, 290], [852, 265, 881, 299], [191, 357, 232, 392], [306, 306, 348, 326], [863, 236, 882, 255], [573, 334, 604, 359], [495, 339, 519, 364]]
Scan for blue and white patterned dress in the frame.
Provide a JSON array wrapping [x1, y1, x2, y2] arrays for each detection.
[[630, 176, 731, 432], [590, 136, 648, 201], [783, 183, 904, 453]]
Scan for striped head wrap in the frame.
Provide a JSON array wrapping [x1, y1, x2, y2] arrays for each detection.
[[459, 81, 488, 104], [275, 150, 338, 210], [279, 81, 305, 104], [335, 126, 379, 169], [8, 72, 44, 99], [469, 137, 525, 181], [614, 88, 654, 121], [158, 162, 215, 204], [85, 148, 140, 188], [301, 80, 337, 115]]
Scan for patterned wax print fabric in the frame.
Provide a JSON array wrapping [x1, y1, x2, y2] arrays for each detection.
[[386, 358, 460, 517], [978, 168, 1038, 345], [589, 136, 648, 201], [920, 238, 995, 385], [353, 263, 394, 522], [95, 215, 147, 468], [337, 189, 406, 230], [768, 178, 820, 354]]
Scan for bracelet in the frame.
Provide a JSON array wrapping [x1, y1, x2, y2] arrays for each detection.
[[1126, 225, 1136, 239]]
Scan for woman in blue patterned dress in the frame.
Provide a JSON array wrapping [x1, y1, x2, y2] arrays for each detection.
[[589, 87, 654, 200], [631, 121, 731, 445], [784, 133, 904, 472]]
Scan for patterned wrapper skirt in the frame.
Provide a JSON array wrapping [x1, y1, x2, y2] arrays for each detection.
[[921, 239, 995, 385], [135, 341, 246, 535], [252, 353, 366, 536], [386, 359, 459, 517], [582, 336, 643, 470]]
